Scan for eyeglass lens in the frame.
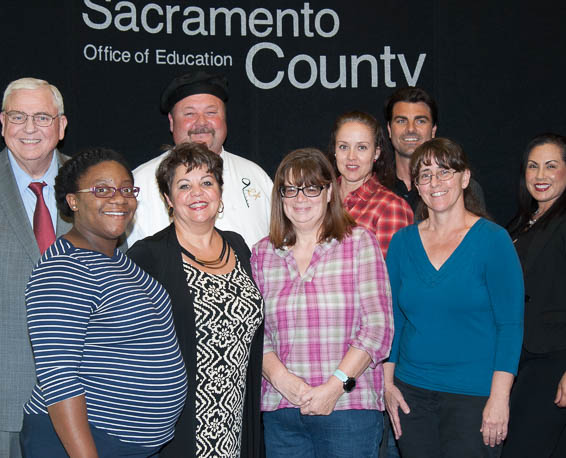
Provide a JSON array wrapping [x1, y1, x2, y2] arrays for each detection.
[[280, 185, 324, 198], [418, 170, 454, 184], [94, 187, 139, 198], [6, 111, 56, 127]]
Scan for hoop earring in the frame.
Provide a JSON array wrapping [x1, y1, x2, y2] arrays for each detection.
[[218, 200, 224, 214]]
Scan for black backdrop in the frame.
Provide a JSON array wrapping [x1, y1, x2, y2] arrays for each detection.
[[2, 1, 566, 224]]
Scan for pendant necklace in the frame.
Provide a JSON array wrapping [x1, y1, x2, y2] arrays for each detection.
[[527, 208, 541, 228]]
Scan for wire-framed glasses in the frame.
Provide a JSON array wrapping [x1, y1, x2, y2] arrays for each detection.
[[4, 110, 60, 127], [415, 169, 455, 185]]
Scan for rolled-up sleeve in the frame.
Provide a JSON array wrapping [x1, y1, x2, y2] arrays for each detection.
[[350, 229, 394, 368]]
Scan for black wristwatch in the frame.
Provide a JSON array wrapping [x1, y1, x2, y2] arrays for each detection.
[[333, 369, 356, 393]]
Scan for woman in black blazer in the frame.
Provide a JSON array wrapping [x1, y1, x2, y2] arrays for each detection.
[[127, 143, 264, 458], [504, 133, 566, 457]]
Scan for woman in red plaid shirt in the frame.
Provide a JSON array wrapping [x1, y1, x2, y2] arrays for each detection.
[[328, 111, 413, 257]]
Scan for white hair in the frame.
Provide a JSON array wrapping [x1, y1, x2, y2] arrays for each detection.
[[2, 77, 64, 114]]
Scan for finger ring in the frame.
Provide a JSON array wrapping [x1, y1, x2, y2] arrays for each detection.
[[497, 432, 502, 435]]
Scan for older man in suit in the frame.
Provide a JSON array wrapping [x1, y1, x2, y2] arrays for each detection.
[[0, 77, 69, 458]]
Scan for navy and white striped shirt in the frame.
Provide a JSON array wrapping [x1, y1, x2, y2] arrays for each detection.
[[24, 238, 187, 447]]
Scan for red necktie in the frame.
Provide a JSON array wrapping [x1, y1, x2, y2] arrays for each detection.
[[28, 181, 56, 254]]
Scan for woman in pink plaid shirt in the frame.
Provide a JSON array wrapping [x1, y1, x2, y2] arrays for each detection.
[[251, 148, 394, 457]]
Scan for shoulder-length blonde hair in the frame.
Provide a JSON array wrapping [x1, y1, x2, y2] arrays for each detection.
[[270, 147, 355, 248]]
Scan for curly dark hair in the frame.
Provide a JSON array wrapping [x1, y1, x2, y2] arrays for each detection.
[[55, 147, 133, 218], [156, 142, 224, 217]]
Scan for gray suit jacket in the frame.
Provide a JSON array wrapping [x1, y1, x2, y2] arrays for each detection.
[[0, 147, 72, 432]]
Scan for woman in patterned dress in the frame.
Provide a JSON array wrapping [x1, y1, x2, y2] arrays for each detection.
[[128, 142, 264, 458]]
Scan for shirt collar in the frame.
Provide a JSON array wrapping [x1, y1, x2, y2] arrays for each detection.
[[394, 175, 410, 195], [340, 173, 380, 202], [275, 236, 340, 281], [8, 148, 59, 193]]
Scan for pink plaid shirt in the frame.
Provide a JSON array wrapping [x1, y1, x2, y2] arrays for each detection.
[[341, 174, 414, 258], [251, 227, 393, 412]]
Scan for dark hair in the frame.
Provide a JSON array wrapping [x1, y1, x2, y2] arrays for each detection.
[[270, 148, 355, 248], [156, 142, 224, 216], [327, 111, 396, 189], [508, 133, 566, 237], [55, 147, 132, 218], [384, 87, 438, 126], [409, 138, 488, 220]]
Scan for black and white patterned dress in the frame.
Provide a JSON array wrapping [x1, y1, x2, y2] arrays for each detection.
[[183, 255, 263, 458]]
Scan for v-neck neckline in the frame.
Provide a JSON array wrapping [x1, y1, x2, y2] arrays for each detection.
[[414, 218, 484, 275], [277, 238, 338, 281]]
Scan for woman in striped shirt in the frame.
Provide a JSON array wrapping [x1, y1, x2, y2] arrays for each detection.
[[21, 148, 187, 457]]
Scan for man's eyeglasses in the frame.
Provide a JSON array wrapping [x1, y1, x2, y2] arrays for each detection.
[[415, 169, 455, 185], [76, 186, 140, 198], [279, 185, 327, 198], [4, 110, 60, 127]]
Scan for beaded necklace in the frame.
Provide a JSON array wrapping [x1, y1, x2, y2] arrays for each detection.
[[180, 234, 231, 269]]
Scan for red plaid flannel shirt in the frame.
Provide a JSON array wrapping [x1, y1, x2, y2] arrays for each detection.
[[342, 174, 414, 258]]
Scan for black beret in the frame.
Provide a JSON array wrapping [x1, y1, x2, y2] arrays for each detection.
[[160, 71, 229, 114]]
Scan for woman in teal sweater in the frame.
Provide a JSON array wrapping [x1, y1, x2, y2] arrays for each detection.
[[384, 138, 524, 458]]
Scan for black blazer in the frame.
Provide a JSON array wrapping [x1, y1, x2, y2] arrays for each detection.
[[127, 224, 264, 458], [520, 214, 566, 354]]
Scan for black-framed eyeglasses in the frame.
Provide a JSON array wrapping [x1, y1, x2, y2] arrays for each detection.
[[76, 186, 140, 198], [415, 169, 455, 185], [279, 185, 327, 198], [4, 110, 60, 127]]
